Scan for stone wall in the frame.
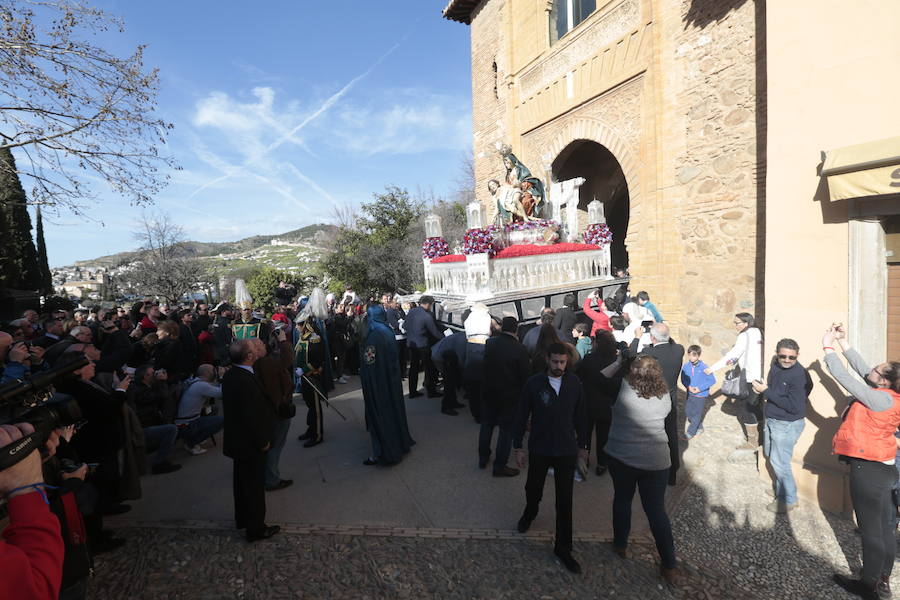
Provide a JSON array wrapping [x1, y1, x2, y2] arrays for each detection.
[[470, 0, 508, 209]]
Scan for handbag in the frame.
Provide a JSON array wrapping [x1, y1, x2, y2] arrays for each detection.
[[721, 364, 750, 399], [277, 401, 297, 419]]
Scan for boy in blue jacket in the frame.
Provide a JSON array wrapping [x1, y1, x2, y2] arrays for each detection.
[[680, 345, 716, 439]]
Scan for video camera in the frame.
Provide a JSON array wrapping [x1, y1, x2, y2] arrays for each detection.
[[0, 355, 86, 472]]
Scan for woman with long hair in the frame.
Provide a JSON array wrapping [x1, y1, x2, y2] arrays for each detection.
[[706, 312, 763, 451], [531, 323, 578, 375], [824, 324, 900, 599], [605, 355, 677, 586]]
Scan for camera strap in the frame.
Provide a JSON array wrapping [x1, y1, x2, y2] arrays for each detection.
[[0, 431, 42, 472]]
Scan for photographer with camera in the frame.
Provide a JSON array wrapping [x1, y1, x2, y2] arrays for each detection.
[[0, 422, 65, 600]]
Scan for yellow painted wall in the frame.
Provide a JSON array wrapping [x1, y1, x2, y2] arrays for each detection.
[[764, 0, 900, 512]]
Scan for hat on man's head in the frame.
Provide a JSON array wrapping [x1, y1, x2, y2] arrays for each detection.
[[501, 317, 518, 334], [212, 302, 232, 313]]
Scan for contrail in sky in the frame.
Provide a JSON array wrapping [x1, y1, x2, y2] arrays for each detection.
[[187, 39, 404, 202]]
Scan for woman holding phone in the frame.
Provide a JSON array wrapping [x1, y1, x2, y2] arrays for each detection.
[[823, 324, 900, 599]]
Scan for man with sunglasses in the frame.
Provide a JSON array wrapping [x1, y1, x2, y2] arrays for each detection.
[[751, 338, 811, 513]]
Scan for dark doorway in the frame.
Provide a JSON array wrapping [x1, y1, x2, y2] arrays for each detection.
[[552, 139, 630, 268]]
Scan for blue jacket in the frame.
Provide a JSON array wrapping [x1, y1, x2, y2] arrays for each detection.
[[644, 301, 664, 323], [763, 362, 811, 422], [680, 360, 715, 397], [405, 306, 442, 349]]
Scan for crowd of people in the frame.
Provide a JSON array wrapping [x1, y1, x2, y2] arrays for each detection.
[[2, 279, 899, 599]]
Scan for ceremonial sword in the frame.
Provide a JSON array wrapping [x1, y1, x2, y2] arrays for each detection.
[[301, 374, 348, 421]]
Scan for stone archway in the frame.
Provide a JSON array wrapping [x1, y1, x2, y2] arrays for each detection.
[[552, 139, 630, 267]]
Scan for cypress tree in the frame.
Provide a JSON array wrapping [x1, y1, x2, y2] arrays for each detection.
[[0, 146, 40, 290], [35, 205, 53, 295]]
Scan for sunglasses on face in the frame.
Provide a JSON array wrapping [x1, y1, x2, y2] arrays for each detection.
[[777, 354, 798, 361]]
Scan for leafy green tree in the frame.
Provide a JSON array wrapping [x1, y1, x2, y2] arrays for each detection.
[[0, 146, 40, 290], [246, 267, 318, 310]]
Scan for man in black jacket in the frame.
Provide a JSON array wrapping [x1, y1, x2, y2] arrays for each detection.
[[479, 317, 529, 475], [404, 296, 442, 398], [629, 322, 684, 485], [553, 293, 578, 345], [512, 343, 590, 574], [222, 339, 279, 542]]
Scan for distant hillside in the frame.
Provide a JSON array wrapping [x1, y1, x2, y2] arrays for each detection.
[[72, 223, 336, 268]]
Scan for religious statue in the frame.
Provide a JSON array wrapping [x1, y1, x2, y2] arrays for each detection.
[[487, 178, 538, 226], [501, 151, 546, 219]]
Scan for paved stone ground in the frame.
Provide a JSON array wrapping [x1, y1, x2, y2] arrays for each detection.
[[85, 380, 894, 599]]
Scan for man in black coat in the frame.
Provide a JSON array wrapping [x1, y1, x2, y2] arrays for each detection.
[[629, 322, 684, 485], [222, 339, 279, 542], [479, 317, 530, 475], [553, 293, 579, 345], [512, 342, 590, 574], [404, 296, 442, 398]]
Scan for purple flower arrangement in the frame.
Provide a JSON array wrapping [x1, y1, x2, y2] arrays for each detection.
[[505, 219, 560, 232], [463, 226, 501, 257], [582, 223, 613, 248], [422, 236, 450, 260]]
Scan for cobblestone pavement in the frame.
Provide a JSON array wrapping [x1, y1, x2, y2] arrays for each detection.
[[87, 386, 892, 599]]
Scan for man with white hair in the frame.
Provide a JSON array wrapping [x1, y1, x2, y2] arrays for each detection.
[[629, 322, 684, 485]]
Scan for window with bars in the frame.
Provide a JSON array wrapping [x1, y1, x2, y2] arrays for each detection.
[[549, 0, 597, 45]]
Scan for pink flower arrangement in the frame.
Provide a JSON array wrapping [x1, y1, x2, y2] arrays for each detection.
[[422, 236, 450, 260], [463, 226, 501, 257], [505, 219, 560, 232], [582, 223, 613, 248]]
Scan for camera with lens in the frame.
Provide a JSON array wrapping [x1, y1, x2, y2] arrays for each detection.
[[0, 355, 87, 472]]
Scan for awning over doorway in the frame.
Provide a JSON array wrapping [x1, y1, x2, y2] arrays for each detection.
[[822, 136, 900, 201]]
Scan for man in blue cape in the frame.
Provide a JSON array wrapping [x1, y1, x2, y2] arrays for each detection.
[[360, 305, 415, 465]]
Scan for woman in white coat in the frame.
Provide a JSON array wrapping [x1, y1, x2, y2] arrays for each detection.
[[706, 313, 763, 450]]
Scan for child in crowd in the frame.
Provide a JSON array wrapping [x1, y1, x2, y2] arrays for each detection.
[[572, 323, 592, 358], [680, 344, 716, 439]]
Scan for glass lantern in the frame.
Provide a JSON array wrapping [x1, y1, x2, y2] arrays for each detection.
[[424, 214, 443, 238], [466, 201, 485, 229], [587, 200, 606, 225]]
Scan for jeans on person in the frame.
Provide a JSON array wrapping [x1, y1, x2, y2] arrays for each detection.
[[143, 424, 178, 466], [522, 453, 576, 553], [265, 417, 292, 487], [763, 417, 804, 505], [178, 416, 224, 448], [684, 394, 707, 437], [607, 455, 676, 569], [847, 457, 899, 587]]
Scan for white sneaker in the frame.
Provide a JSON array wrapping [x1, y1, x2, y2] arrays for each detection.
[[574, 470, 584, 482], [337, 376, 348, 384], [185, 443, 207, 455], [548, 467, 555, 477]]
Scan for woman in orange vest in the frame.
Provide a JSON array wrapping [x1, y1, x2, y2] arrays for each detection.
[[823, 323, 900, 600]]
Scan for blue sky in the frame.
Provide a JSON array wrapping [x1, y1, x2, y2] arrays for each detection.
[[36, 1, 472, 266]]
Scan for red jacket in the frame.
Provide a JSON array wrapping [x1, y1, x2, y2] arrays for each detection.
[[833, 388, 900, 462], [0, 491, 64, 600], [582, 297, 610, 337]]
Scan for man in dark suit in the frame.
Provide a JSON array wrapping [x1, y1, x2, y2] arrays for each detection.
[[553, 293, 579, 345], [629, 322, 685, 485], [404, 296, 442, 398], [479, 317, 530, 475], [222, 339, 279, 542]]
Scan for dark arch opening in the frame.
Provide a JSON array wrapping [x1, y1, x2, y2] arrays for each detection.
[[551, 139, 630, 268]]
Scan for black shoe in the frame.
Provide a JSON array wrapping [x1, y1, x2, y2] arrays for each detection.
[[517, 515, 532, 533], [478, 457, 489, 469], [90, 536, 126, 555], [99, 503, 132, 516], [303, 438, 323, 448], [363, 457, 379, 466], [297, 430, 312, 441], [151, 461, 182, 475], [246, 525, 280, 543], [877, 574, 892, 600], [408, 391, 423, 398], [493, 466, 520, 477], [833, 574, 879, 599], [441, 408, 458, 416], [595, 465, 607, 477], [265, 479, 293, 492], [427, 389, 441, 398], [555, 550, 582, 574]]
